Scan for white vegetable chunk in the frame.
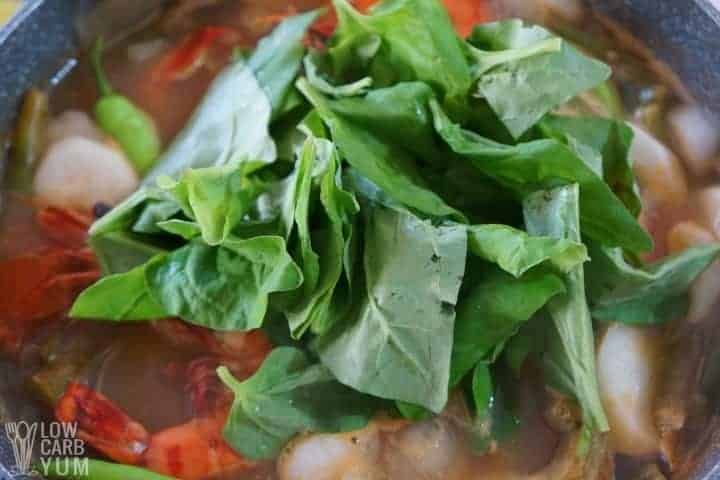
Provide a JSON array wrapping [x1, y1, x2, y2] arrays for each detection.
[[277, 425, 383, 480], [47, 110, 105, 146], [668, 105, 720, 176], [597, 323, 661, 456], [630, 124, 689, 206], [688, 260, 720, 323], [33, 136, 139, 210]]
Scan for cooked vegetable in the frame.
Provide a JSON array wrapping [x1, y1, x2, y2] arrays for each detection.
[[218, 347, 379, 460], [7, 88, 49, 190], [597, 323, 661, 456], [41, 458, 176, 480], [524, 185, 609, 443], [6, 1, 716, 477], [33, 137, 139, 210], [91, 38, 161, 174]]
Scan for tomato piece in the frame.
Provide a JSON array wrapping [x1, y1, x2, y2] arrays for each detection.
[[152, 26, 243, 83]]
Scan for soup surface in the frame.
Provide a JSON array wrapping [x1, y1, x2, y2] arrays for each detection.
[[2, 1, 720, 479]]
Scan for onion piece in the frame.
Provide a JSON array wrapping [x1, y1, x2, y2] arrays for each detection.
[[46, 110, 105, 146]]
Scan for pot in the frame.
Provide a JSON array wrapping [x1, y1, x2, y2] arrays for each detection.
[[0, 1, 719, 478]]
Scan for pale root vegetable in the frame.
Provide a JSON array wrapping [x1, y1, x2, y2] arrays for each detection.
[[630, 124, 689, 206], [385, 419, 471, 479], [666, 221, 716, 255], [688, 260, 720, 323], [277, 424, 384, 480], [46, 110, 106, 146], [697, 186, 720, 238], [33, 136, 139, 210], [668, 105, 720, 177], [597, 324, 661, 456]]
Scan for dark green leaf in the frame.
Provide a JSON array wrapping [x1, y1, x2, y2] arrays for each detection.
[[315, 205, 467, 412], [468, 19, 611, 138], [248, 10, 322, 116], [523, 184, 609, 435], [450, 266, 565, 386], [587, 243, 720, 325], [299, 79, 464, 221], [146, 237, 303, 331], [467, 224, 588, 277], [539, 115, 640, 216], [330, 0, 472, 102], [143, 60, 276, 184], [219, 347, 378, 460], [432, 100, 652, 252]]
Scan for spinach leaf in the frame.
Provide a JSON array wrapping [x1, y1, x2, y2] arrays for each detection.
[[317, 81, 439, 159], [450, 266, 565, 386], [286, 140, 360, 338], [315, 205, 467, 412], [586, 243, 720, 325], [523, 184, 609, 437], [146, 237, 303, 331], [158, 164, 266, 246], [467, 224, 588, 277], [89, 231, 169, 275], [304, 54, 373, 97], [299, 79, 463, 221], [468, 19, 611, 138], [431, 100, 652, 252], [143, 59, 276, 184], [540, 115, 640, 216], [71, 260, 167, 321], [219, 347, 378, 460], [248, 10, 321, 116], [330, 0, 472, 103]]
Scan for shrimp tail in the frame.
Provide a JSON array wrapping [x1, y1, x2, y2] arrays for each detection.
[[55, 382, 150, 465]]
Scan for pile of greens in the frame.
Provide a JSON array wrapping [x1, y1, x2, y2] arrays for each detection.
[[71, 0, 720, 460]]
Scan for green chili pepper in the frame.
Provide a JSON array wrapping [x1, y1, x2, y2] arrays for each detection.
[[7, 88, 48, 190], [91, 38, 161, 174], [40, 458, 177, 480]]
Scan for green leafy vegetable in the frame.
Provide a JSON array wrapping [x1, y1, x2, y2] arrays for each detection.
[[524, 184, 609, 441], [539, 115, 640, 216], [330, 0, 472, 104], [315, 205, 467, 412], [248, 10, 321, 116], [304, 54, 373, 97], [467, 224, 588, 277], [450, 266, 565, 386], [587, 243, 720, 324], [143, 59, 276, 184], [285, 138, 360, 338], [219, 347, 378, 460], [299, 79, 463, 221], [468, 19, 611, 138], [146, 237, 303, 331], [158, 164, 266, 246], [71, 259, 167, 321], [431, 100, 652, 252]]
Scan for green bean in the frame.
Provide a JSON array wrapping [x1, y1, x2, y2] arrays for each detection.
[[40, 458, 177, 480], [91, 38, 161, 174], [7, 88, 49, 190]]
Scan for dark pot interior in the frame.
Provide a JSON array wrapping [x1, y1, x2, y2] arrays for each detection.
[[0, 1, 719, 479]]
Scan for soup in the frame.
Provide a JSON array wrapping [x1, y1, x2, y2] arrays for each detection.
[[1, 1, 720, 479]]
